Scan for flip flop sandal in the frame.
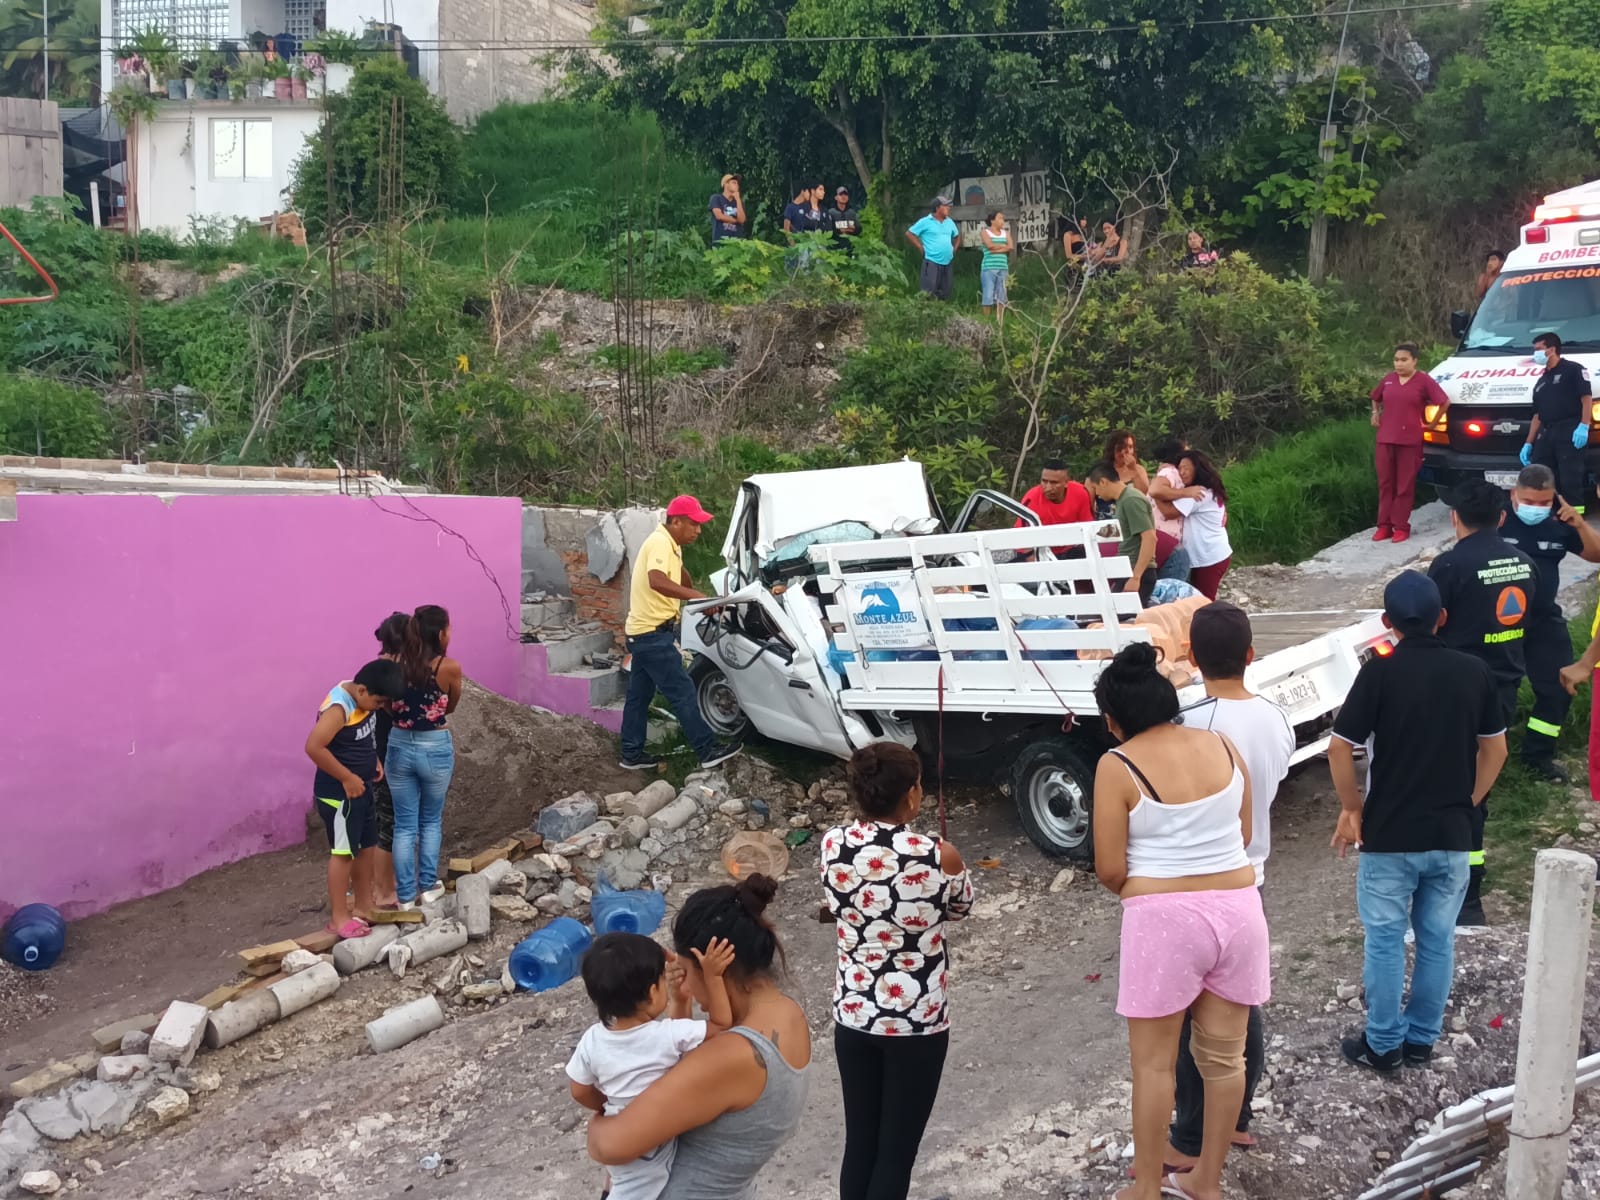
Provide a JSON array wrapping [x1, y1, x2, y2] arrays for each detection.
[[1230, 1131, 1258, 1148], [1162, 1173, 1204, 1199], [327, 918, 371, 939], [1126, 1164, 1193, 1180]]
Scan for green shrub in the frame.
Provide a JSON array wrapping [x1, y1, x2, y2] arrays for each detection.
[[0, 375, 112, 457], [1220, 417, 1379, 565]]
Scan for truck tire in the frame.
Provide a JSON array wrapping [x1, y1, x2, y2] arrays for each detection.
[[1011, 736, 1096, 861], [690, 658, 751, 740]]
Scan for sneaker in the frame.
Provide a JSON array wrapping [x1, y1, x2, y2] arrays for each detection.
[[699, 741, 744, 769], [1402, 1041, 1434, 1067], [619, 753, 663, 771], [1341, 1033, 1402, 1073], [1391, 530, 1411, 544], [420, 884, 447, 904], [1372, 528, 1392, 542], [1524, 759, 1569, 783]]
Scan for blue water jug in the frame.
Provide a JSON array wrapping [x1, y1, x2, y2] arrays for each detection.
[[2, 903, 66, 971], [508, 917, 593, 992], [591, 882, 666, 936]]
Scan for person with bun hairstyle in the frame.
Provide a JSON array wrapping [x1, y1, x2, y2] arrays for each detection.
[[1091, 643, 1267, 1200], [370, 611, 411, 909], [821, 741, 974, 1200], [387, 605, 464, 908], [587, 875, 811, 1199]]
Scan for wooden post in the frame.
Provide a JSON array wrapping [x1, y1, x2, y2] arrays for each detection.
[[89, 178, 101, 226], [1506, 849, 1596, 1198], [1307, 122, 1337, 284]]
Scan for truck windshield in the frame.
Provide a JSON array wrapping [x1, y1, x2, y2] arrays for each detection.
[[1463, 265, 1600, 353]]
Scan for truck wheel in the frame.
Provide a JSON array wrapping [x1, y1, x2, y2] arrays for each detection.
[[690, 659, 751, 740], [1011, 737, 1096, 861]]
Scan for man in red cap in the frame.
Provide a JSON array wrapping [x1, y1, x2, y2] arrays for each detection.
[[619, 495, 742, 771]]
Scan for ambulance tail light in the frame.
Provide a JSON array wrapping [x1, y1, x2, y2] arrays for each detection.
[[1526, 226, 1550, 244], [1374, 640, 1395, 658], [1593, 399, 1600, 424], [1533, 202, 1600, 223], [1463, 419, 1487, 437]]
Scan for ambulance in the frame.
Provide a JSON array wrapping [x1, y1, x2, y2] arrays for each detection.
[[1422, 178, 1600, 491]]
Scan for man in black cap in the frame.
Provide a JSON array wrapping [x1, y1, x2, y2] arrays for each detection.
[[1330, 571, 1508, 1073], [1427, 478, 1535, 926], [825, 185, 860, 252]]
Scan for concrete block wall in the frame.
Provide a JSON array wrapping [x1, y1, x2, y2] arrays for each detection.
[[439, 0, 598, 122], [523, 504, 662, 642]]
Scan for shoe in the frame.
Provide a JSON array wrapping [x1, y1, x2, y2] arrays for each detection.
[[420, 884, 447, 904], [699, 741, 744, 769], [619, 753, 662, 771], [1372, 528, 1392, 542], [396, 900, 418, 912], [1403, 1041, 1434, 1067], [1342, 1033, 1402, 1073], [1391, 530, 1411, 544], [1524, 759, 1569, 783]]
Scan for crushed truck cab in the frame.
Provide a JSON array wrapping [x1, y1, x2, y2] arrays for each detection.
[[682, 461, 1392, 859]]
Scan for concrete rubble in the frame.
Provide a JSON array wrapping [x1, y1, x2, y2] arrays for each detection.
[[149, 1000, 210, 1066]]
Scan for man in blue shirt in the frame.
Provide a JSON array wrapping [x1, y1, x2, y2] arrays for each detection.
[[709, 174, 746, 244], [907, 195, 960, 300]]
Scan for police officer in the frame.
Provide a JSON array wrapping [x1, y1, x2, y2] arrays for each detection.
[[1499, 464, 1600, 781], [1519, 331, 1594, 514], [1428, 479, 1537, 927]]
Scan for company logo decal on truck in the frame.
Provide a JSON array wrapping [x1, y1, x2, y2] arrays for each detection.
[[849, 577, 933, 650]]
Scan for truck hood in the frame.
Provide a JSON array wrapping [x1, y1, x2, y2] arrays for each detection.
[[1431, 352, 1600, 406], [724, 460, 935, 560]]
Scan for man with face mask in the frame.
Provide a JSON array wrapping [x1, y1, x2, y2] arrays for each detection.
[[1520, 332, 1594, 514], [1497, 465, 1600, 780], [1427, 479, 1536, 927]]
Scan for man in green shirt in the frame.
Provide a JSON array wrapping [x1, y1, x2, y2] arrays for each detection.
[[1087, 462, 1157, 605]]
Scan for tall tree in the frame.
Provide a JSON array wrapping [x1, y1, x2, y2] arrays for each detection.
[[0, 0, 101, 103]]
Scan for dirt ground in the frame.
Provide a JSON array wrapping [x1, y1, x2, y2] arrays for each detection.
[[8, 754, 1597, 1200], [0, 682, 634, 1086]]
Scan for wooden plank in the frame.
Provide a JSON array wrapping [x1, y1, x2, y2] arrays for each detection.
[[238, 938, 301, 967], [509, 829, 543, 854], [238, 970, 286, 995], [447, 857, 474, 876], [366, 909, 423, 924], [243, 960, 283, 977], [295, 929, 340, 954], [468, 845, 512, 872], [194, 982, 249, 1011]]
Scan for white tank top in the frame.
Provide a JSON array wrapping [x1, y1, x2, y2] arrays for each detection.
[[1115, 738, 1251, 879]]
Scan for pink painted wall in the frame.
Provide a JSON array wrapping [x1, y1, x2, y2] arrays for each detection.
[[516, 642, 624, 733], [0, 492, 524, 919]]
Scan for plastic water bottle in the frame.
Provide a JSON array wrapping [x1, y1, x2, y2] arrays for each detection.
[[2, 903, 66, 971], [591, 883, 666, 936], [507, 918, 593, 992]]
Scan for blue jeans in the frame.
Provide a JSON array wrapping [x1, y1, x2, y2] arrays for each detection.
[[622, 628, 718, 761], [387, 728, 455, 902], [1357, 850, 1470, 1053]]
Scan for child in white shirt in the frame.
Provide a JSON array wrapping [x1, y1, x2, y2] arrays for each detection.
[[566, 931, 733, 1200]]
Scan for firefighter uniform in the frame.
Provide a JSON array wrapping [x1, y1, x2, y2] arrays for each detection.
[[1529, 358, 1593, 513], [1428, 528, 1536, 925], [1499, 509, 1587, 774]]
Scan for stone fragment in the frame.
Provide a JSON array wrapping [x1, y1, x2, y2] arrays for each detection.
[[90, 1014, 161, 1054], [146, 1086, 189, 1124], [620, 780, 677, 820], [96, 1055, 154, 1083], [638, 835, 665, 858], [17, 1095, 87, 1141], [1049, 869, 1076, 894], [537, 793, 600, 843], [489, 896, 540, 922], [69, 1081, 139, 1136], [0, 1108, 43, 1174], [149, 1001, 210, 1067], [1336, 983, 1360, 1001], [279, 949, 322, 974], [597, 848, 652, 892], [460, 980, 505, 1001], [533, 894, 564, 915], [119, 1030, 151, 1055], [18, 1170, 60, 1195], [718, 798, 748, 816], [550, 820, 618, 858], [649, 795, 699, 833], [617, 815, 650, 848], [602, 791, 635, 815]]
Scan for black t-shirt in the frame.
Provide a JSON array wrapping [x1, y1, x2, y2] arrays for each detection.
[[783, 202, 823, 233], [709, 193, 743, 242], [825, 205, 860, 239], [1498, 510, 1585, 619], [1428, 528, 1536, 685], [1332, 637, 1505, 853], [1532, 358, 1592, 427]]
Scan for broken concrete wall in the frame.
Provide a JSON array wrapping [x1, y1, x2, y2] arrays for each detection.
[[437, 0, 598, 122], [522, 504, 663, 640]]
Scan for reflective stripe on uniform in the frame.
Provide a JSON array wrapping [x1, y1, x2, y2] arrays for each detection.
[[1468, 850, 1486, 867], [1527, 716, 1563, 737]]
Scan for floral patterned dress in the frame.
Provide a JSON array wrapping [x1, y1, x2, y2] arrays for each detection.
[[821, 820, 975, 1037]]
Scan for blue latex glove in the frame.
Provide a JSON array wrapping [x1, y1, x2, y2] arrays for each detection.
[[1576, 425, 1591, 450], [1520, 443, 1534, 466]]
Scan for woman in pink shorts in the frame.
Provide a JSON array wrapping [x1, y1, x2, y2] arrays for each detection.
[[1092, 642, 1269, 1200]]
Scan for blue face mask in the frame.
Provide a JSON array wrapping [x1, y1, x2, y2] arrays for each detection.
[[1533, 349, 1549, 367], [1516, 503, 1552, 525]]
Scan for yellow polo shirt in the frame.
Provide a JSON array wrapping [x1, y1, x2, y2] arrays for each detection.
[[626, 525, 686, 636]]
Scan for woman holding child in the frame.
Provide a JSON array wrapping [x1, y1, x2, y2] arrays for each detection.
[[822, 741, 975, 1200]]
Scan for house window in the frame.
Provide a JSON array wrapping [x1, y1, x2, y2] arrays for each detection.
[[211, 119, 273, 181], [112, 0, 230, 50], [284, 0, 320, 41]]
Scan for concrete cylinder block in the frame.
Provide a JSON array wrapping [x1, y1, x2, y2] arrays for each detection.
[[267, 960, 341, 1018], [398, 919, 469, 970], [455, 874, 492, 940], [478, 858, 519, 891], [331, 924, 401, 976], [365, 995, 446, 1054], [203, 990, 281, 1049]]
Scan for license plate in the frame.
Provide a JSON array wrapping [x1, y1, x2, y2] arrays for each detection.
[[1268, 676, 1322, 714], [1485, 471, 1519, 487]]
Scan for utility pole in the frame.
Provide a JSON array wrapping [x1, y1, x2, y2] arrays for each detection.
[[42, 0, 50, 99], [1307, 123, 1336, 285]]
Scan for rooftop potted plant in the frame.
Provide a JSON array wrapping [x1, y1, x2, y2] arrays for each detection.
[[130, 27, 180, 96], [289, 58, 309, 101], [196, 49, 227, 100], [264, 54, 292, 102], [300, 52, 327, 99], [306, 30, 359, 93], [235, 53, 264, 100]]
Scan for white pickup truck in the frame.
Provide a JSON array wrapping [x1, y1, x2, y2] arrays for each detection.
[[681, 461, 1394, 859]]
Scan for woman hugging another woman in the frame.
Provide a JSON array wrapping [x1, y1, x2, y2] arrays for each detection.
[[388, 605, 463, 910], [822, 742, 975, 1200]]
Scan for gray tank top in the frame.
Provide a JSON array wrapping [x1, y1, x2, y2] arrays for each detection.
[[657, 1026, 810, 1200]]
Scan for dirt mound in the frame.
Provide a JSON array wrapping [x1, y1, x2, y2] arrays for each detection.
[[441, 680, 633, 854]]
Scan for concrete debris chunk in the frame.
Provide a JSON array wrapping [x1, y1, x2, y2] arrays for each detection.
[[489, 895, 541, 922], [537, 793, 600, 843], [96, 1054, 154, 1083], [621, 780, 677, 820], [17, 1095, 87, 1142], [119, 1030, 151, 1055], [90, 1014, 161, 1054], [649, 795, 699, 833], [602, 790, 635, 815], [146, 1086, 190, 1125], [149, 1000, 210, 1067], [460, 979, 506, 1001], [279, 948, 322, 974], [18, 1170, 61, 1195], [69, 1081, 139, 1136]]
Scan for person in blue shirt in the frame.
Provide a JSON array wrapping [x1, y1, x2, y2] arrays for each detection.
[[907, 196, 961, 300], [709, 174, 746, 244]]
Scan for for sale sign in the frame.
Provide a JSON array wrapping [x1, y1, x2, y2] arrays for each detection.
[[944, 171, 1051, 248]]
